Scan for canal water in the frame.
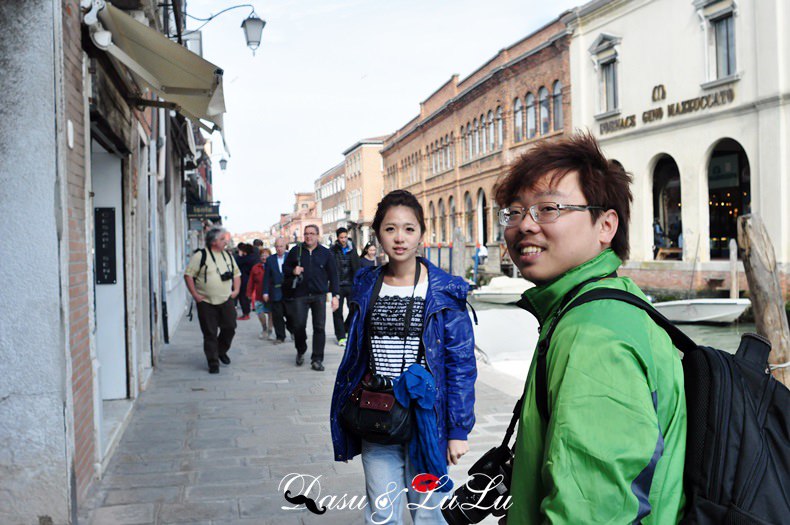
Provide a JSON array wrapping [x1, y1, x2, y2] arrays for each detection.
[[470, 298, 755, 382]]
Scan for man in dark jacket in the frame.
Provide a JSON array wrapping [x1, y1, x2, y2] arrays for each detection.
[[329, 227, 360, 346], [263, 237, 288, 343], [283, 224, 339, 371]]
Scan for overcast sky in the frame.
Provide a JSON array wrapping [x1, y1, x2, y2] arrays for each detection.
[[189, 0, 582, 234]]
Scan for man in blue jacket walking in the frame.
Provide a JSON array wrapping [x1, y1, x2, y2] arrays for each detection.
[[263, 237, 289, 343]]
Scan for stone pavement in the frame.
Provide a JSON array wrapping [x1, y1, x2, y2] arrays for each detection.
[[79, 304, 523, 525]]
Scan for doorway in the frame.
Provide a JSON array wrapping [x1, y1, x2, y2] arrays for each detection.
[[91, 141, 129, 401], [707, 139, 750, 259]]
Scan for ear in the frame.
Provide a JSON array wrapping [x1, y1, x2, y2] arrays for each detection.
[[597, 209, 619, 246]]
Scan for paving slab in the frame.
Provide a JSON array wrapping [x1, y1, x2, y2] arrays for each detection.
[[80, 303, 520, 524]]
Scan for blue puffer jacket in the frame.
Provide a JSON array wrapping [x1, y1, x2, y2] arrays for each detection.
[[330, 257, 477, 462]]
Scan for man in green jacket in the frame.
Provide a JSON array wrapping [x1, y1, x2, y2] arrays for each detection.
[[496, 133, 686, 524]]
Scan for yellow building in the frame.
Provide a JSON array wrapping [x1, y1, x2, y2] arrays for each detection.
[[343, 136, 388, 248]]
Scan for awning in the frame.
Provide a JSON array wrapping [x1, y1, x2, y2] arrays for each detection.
[[89, 4, 226, 132]]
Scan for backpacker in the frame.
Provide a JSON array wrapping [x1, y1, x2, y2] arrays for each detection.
[[537, 287, 790, 525]]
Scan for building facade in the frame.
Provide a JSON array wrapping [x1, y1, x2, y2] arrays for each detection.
[[282, 192, 322, 245], [566, 0, 789, 295], [0, 1, 227, 521], [343, 137, 387, 248], [381, 18, 571, 276], [315, 161, 347, 244]]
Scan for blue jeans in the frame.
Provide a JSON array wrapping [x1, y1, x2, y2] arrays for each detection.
[[361, 440, 447, 524]]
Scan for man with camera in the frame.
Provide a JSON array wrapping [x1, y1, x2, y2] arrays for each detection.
[[494, 133, 686, 524], [283, 224, 340, 371], [184, 226, 241, 374]]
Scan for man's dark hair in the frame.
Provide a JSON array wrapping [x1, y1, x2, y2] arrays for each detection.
[[253, 239, 263, 246], [336, 227, 348, 237], [494, 131, 633, 260], [372, 190, 426, 236], [304, 224, 320, 235]]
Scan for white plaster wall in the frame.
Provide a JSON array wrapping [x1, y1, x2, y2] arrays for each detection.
[[0, 1, 72, 523], [568, 0, 789, 264]]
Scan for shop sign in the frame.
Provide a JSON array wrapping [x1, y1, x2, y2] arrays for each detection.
[[599, 84, 736, 135], [187, 203, 220, 219]]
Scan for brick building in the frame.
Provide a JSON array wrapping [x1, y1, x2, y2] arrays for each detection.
[[282, 192, 322, 245], [315, 161, 346, 244], [381, 17, 571, 276]]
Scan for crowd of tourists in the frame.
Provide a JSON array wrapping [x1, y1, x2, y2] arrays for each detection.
[[183, 132, 788, 524]]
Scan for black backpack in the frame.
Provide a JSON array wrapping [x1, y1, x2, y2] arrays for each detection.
[[536, 287, 790, 525]]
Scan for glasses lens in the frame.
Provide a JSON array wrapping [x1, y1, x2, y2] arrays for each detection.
[[534, 203, 560, 223], [499, 208, 523, 227]]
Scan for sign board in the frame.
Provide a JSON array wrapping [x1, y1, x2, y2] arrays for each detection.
[[187, 203, 220, 219], [95, 207, 117, 285]]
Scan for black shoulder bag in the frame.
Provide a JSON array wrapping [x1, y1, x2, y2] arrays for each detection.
[[339, 263, 423, 445]]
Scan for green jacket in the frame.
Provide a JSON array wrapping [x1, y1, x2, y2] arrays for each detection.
[[507, 249, 686, 524]]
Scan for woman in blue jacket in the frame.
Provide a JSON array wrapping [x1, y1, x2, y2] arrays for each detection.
[[330, 190, 477, 524]]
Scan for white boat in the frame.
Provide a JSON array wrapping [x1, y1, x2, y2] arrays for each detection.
[[652, 298, 751, 324], [472, 276, 534, 304]]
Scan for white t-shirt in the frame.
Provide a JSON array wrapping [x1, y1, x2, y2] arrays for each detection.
[[369, 280, 428, 378]]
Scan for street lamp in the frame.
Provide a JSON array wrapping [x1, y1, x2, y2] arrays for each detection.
[[241, 13, 266, 55], [219, 157, 228, 170], [186, 4, 266, 56]]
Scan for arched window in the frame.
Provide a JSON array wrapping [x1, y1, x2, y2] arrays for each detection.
[[442, 137, 447, 170], [438, 199, 446, 243], [473, 119, 479, 157], [466, 123, 472, 160], [526, 92, 536, 139], [513, 98, 523, 142], [449, 133, 454, 167], [449, 196, 457, 236], [496, 106, 503, 148], [539, 87, 550, 135], [438, 139, 444, 172], [464, 192, 474, 241], [479, 114, 487, 154], [429, 201, 436, 243], [460, 127, 466, 162], [476, 189, 488, 246], [487, 110, 495, 151], [552, 81, 563, 131]]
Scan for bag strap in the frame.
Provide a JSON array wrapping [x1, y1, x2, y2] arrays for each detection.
[[535, 286, 698, 422], [365, 263, 423, 375]]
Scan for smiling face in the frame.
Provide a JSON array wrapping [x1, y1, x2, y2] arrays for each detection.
[[504, 171, 618, 285], [377, 205, 424, 263]]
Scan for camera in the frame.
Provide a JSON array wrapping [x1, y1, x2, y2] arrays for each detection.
[[441, 445, 513, 525], [363, 373, 393, 392], [219, 271, 233, 281]]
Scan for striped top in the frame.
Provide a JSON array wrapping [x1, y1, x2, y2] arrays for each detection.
[[369, 281, 428, 378]]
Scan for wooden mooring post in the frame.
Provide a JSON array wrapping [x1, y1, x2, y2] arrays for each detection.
[[737, 214, 790, 386]]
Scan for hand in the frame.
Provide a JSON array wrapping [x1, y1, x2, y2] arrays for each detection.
[[447, 439, 469, 466], [230, 290, 239, 299], [263, 294, 269, 303], [293, 266, 304, 276], [193, 294, 206, 303], [331, 296, 339, 312]]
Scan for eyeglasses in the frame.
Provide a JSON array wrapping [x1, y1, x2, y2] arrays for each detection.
[[498, 202, 605, 227]]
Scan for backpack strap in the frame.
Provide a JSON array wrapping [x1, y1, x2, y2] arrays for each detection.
[[535, 287, 698, 422], [199, 249, 208, 282]]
